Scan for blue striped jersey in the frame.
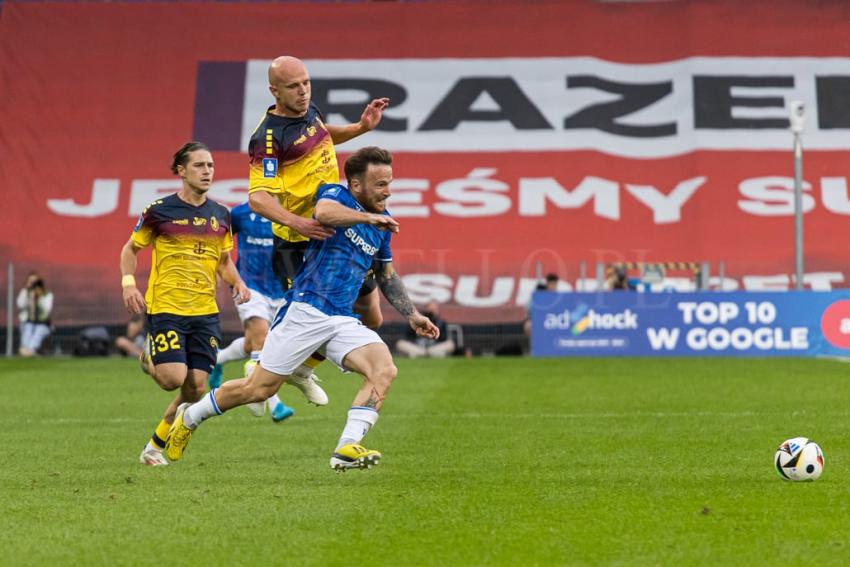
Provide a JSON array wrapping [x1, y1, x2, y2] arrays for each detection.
[[231, 202, 285, 300], [290, 184, 392, 317]]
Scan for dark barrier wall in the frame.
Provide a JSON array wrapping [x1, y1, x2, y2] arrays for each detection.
[[2, 1, 850, 325]]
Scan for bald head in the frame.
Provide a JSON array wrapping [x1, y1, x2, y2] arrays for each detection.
[[268, 56, 311, 117], [268, 56, 306, 85]]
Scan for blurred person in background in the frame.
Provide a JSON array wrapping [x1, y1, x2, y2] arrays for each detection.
[[607, 263, 639, 291], [17, 271, 54, 357], [114, 313, 146, 358], [396, 300, 455, 358], [523, 273, 559, 337]]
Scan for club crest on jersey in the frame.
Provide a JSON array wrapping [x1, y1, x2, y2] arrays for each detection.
[[210, 216, 219, 231], [263, 158, 278, 178]]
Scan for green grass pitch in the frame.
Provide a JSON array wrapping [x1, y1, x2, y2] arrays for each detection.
[[2, 356, 850, 565]]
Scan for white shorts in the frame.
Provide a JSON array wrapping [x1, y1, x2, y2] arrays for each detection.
[[235, 288, 284, 324], [260, 301, 383, 375]]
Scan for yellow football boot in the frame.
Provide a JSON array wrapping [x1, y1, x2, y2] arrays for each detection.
[[330, 444, 382, 471], [165, 403, 194, 462]]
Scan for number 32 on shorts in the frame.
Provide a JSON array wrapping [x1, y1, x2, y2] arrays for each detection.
[[151, 330, 180, 354]]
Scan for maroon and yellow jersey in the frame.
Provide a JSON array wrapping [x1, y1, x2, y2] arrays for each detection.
[[247, 103, 339, 242], [130, 194, 233, 316]]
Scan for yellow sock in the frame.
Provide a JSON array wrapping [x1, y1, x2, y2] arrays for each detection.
[[306, 353, 324, 369], [150, 419, 170, 450]]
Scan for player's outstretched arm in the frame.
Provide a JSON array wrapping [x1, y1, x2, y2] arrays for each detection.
[[326, 98, 390, 145], [217, 252, 251, 304], [119, 239, 146, 314], [249, 190, 335, 240], [375, 262, 440, 339], [316, 199, 399, 232]]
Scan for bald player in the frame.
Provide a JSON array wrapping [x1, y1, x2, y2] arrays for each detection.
[[245, 56, 390, 390]]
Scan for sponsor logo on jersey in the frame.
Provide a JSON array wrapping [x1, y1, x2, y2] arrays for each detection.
[[246, 236, 274, 247], [263, 158, 278, 178], [133, 214, 144, 231], [171, 218, 189, 225], [344, 227, 378, 256], [193, 217, 207, 226]]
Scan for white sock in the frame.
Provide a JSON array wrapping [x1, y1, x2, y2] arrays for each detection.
[[292, 363, 313, 379], [217, 337, 248, 365], [183, 390, 224, 429], [144, 441, 161, 453], [266, 393, 283, 410], [336, 407, 379, 450]]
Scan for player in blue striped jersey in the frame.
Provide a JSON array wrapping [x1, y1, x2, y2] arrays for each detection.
[[166, 147, 439, 470]]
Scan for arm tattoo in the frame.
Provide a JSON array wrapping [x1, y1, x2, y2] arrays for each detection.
[[376, 265, 415, 317]]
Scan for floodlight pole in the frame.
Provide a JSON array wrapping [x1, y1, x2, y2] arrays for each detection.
[[793, 134, 804, 290], [789, 101, 805, 291]]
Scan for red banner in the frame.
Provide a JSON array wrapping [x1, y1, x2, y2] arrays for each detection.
[[2, 1, 849, 325]]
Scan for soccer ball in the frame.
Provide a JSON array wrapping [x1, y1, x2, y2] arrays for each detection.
[[774, 437, 824, 481]]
